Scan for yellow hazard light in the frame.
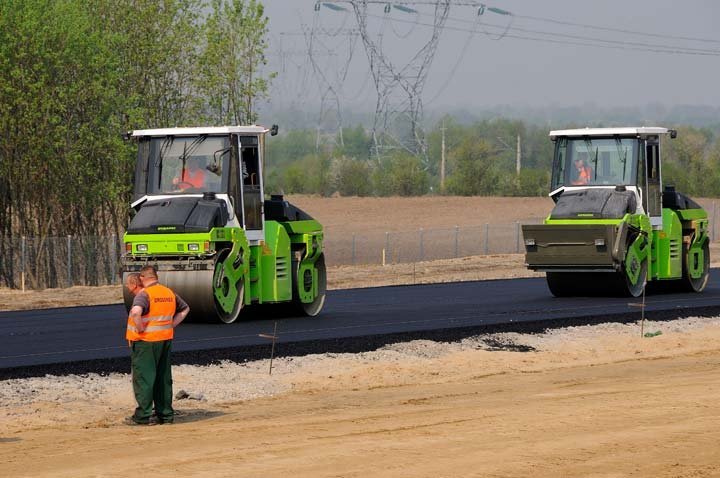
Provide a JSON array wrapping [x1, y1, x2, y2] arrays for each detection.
[[125, 243, 132, 253], [204, 241, 210, 251]]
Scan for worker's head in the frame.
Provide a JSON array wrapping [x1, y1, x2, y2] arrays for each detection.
[[574, 154, 587, 169], [139, 265, 159, 286], [125, 272, 142, 296]]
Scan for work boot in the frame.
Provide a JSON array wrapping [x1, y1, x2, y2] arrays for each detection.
[[124, 416, 155, 426]]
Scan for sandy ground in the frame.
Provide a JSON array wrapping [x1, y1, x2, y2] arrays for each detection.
[[2, 316, 720, 477]]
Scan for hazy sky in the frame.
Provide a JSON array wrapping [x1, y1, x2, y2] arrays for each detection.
[[260, 0, 720, 112]]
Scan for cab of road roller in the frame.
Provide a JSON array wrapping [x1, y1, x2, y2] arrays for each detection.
[[522, 127, 709, 297], [121, 126, 326, 323]]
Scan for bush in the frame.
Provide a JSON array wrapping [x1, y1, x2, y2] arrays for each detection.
[[446, 138, 501, 195], [373, 153, 429, 196], [333, 158, 373, 196]]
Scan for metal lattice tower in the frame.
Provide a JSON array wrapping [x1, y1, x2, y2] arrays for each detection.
[[347, 0, 451, 159], [303, 3, 361, 150], [271, 34, 315, 114]]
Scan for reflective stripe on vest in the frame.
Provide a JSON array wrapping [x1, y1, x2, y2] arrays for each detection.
[[126, 284, 177, 342]]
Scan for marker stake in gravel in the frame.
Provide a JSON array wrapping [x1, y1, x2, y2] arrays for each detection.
[[258, 322, 278, 375], [628, 282, 648, 337]]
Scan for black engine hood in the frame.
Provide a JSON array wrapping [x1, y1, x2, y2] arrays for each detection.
[[127, 196, 229, 234]]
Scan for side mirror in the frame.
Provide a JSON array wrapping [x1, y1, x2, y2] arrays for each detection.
[[270, 124, 279, 136], [669, 129, 677, 139]]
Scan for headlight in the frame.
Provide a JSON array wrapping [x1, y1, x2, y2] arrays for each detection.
[[188, 243, 200, 252], [136, 244, 148, 252]]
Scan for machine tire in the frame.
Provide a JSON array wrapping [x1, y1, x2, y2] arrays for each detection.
[[619, 258, 647, 298], [681, 241, 710, 292], [293, 253, 327, 316], [211, 249, 244, 324]]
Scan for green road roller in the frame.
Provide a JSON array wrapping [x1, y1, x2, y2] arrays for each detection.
[[522, 127, 710, 297], [121, 126, 326, 322]]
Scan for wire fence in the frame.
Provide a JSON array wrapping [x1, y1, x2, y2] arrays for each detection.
[[0, 235, 123, 290], [2, 203, 720, 291], [322, 221, 540, 266]]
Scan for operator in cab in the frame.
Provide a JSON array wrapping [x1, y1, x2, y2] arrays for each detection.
[[173, 157, 207, 190], [571, 153, 593, 186]]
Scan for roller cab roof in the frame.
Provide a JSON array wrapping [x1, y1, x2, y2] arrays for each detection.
[[131, 126, 269, 137], [549, 127, 671, 139]]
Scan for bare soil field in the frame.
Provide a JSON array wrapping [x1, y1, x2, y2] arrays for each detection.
[[3, 195, 720, 477], [289, 195, 556, 233]]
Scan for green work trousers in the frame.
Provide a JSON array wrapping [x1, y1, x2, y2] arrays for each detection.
[[131, 340, 174, 423]]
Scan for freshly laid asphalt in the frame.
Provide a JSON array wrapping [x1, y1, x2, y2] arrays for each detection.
[[2, 271, 720, 379]]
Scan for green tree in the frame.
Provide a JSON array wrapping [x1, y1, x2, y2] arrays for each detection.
[[0, 0, 128, 286], [201, 0, 274, 124], [281, 155, 332, 196], [446, 138, 501, 196], [662, 127, 718, 196], [90, 0, 205, 129], [333, 158, 373, 196], [373, 153, 429, 196], [336, 125, 373, 160]]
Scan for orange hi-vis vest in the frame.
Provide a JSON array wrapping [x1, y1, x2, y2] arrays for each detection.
[[179, 168, 205, 188], [572, 165, 593, 185], [126, 283, 176, 342]]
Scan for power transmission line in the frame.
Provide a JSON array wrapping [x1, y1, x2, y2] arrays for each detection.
[[365, 10, 720, 56], [514, 12, 720, 45]]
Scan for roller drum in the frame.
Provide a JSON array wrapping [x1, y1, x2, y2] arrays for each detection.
[[122, 268, 241, 323]]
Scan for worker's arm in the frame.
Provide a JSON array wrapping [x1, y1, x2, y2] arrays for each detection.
[[172, 294, 190, 328], [129, 291, 150, 333], [129, 305, 145, 333], [173, 307, 189, 328]]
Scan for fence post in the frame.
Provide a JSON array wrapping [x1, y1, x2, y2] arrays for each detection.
[[110, 234, 117, 285], [384, 232, 390, 265], [515, 221, 520, 253], [351, 234, 356, 265], [419, 228, 424, 262], [454, 225, 459, 258], [67, 235, 72, 288], [484, 224, 489, 255], [21, 236, 26, 292]]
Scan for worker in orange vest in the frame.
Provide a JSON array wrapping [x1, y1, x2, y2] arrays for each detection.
[[124, 266, 189, 425], [571, 155, 593, 185], [173, 156, 207, 190]]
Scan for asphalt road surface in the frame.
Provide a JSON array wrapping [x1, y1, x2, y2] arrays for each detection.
[[3, 272, 720, 378]]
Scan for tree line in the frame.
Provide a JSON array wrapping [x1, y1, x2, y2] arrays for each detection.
[[0, 0, 271, 287], [266, 120, 720, 199]]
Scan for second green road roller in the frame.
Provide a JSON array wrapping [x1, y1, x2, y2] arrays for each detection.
[[522, 127, 710, 297], [121, 125, 326, 323]]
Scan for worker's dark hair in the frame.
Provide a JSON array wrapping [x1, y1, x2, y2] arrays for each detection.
[[139, 265, 158, 280]]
